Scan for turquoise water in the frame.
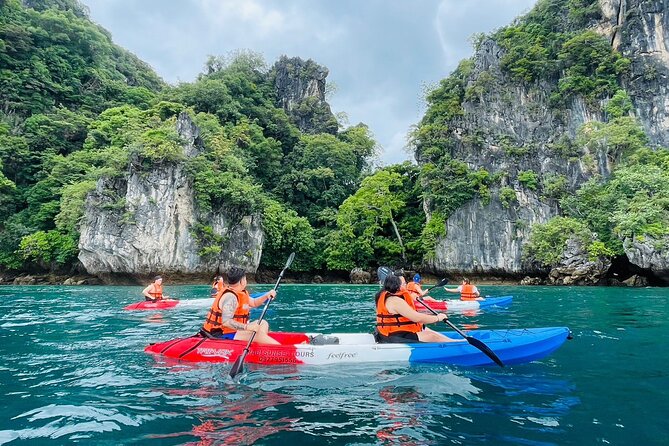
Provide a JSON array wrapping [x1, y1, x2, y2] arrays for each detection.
[[0, 284, 668, 445]]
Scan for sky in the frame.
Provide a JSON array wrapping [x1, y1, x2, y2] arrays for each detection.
[[81, 0, 538, 165]]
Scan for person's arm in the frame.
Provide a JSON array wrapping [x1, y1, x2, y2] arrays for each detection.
[[443, 287, 460, 294], [142, 285, 154, 300], [386, 296, 447, 324], [249, 289, 277, 308], [474, 286, 481, 297], [219, 293, 249, 331]]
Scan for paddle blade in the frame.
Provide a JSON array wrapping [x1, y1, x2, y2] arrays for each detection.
[[377, 266, 392, 285], [466, 336, 505, 367], [229, 352, 246, 379], [284, 252, 295, 270], [437, 278, 449, 286]]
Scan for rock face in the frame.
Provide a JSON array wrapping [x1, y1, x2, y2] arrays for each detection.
[[78, 112, 264, 278], [425, 0, 669, 278], [430, 190, 555, 275], [349, 268, 371, 284], [548, 237, 612, 285], [272, 56, 338, 134], [598, 0, 669, 147], [623, 235, 669, 283]]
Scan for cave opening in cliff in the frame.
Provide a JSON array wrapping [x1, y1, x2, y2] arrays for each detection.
[[606, 255, 664, 286]]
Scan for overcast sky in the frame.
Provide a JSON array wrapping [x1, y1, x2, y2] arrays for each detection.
[[81, 0, 537, 165]]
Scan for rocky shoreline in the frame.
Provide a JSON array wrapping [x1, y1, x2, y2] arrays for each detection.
[[0, 270, 656, 287]]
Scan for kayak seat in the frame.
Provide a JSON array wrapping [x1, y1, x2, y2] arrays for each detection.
[[309, 334, 340, 345]]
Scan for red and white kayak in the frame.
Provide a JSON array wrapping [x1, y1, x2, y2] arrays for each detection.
[[123, 299, 179, 310], [123, 292, 265, 311], [415, 295, 513, 312], [145, 327, 570, 367]]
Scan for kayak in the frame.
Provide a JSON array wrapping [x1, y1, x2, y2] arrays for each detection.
[[123, 292, 265, 311], [415, 295, 513, 312], [124, 299, 179, 310], [145, 327, 570, 367]]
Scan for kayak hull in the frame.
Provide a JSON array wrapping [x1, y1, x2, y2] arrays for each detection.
[[415, 295, 513, 312], [124, 299, 179, 310], [124, 292, 265, 310], [145, 327, 569, 367]]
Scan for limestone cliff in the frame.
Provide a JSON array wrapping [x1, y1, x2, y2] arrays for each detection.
[[421, 0, 669, 282], [272, 56, 339, 134], [78, 112, 264, 279]]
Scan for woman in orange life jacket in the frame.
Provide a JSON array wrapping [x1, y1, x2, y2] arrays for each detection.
[[444, 277, 484, 301], [405, 273, 439, 303], [375, 272, 463, 343], [142, 276, 169, 302], [201, 266, 280, 345], [210, 275, 225, 298]]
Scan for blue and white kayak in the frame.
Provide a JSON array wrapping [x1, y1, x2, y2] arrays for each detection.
[[145, 327, 570, 367], [415, 295, 513, 312]]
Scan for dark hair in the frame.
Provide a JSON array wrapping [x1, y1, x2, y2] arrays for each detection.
[[226, 267, 246, 285], [462, 277, 470, 284], [214, 275, 223, 282], [383, 274, 401, 294], [153, 276, 162, 281]]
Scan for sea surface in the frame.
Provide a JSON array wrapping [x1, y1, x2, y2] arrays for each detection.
[[0, 284, 667, 445]]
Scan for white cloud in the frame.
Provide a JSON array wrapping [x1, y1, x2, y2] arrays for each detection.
[[195, 0, 289, 36]]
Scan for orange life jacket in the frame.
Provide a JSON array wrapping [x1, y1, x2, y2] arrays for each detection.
[[376, 290, 423, 336], [210, 280, 224, 298], [202, 288, 251, 334], [406, 282, 423, 298], [460, 284, 477, 301], [148, 283, 163, 300]]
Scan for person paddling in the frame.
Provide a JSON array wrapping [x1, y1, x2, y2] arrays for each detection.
[[375, 273, 462, 343], [406, 274, 439, 303], [142, 276, 169, 302], [444, 278, 483, 301], [210, 275, 225, 298], [201, 266, 279, 345]]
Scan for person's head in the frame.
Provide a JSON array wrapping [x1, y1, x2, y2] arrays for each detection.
[[462, 277, 471, 285], [214, 275, 224, 284], [393, 269, 407, 288], [383, 274, 402, 294], [153, 276, 162, 284], [226, 267, 247, 287], [413, 273, 421, 284]]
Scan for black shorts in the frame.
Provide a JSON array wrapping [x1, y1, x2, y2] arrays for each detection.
[[375, 331, 420, 344]]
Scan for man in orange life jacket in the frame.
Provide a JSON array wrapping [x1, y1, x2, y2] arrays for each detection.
[[444, 278, 483, 301], [375, 272, 463, 343], [201, 267, 279, 345], [143, 276, 168, 302], [405, 274, 439, 303]]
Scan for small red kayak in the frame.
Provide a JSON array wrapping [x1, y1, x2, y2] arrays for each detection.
[[123, 299, 179, 311]]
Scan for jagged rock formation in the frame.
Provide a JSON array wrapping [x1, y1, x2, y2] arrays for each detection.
[[623, 235, 669, 283], [423, 0, 669, 281], [548, 237, 612, 285], [78, 112, 264, 278], [272, 56, 338, 134]]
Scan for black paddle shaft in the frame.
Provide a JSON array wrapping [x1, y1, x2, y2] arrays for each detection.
[[229, 252, 295, 379], [416, 296, 505, 368]]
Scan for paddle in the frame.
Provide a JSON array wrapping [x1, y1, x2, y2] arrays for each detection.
[[423, 278, 449, 294], [416, 296, 505, 367], [229, 252, 295, 379]]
